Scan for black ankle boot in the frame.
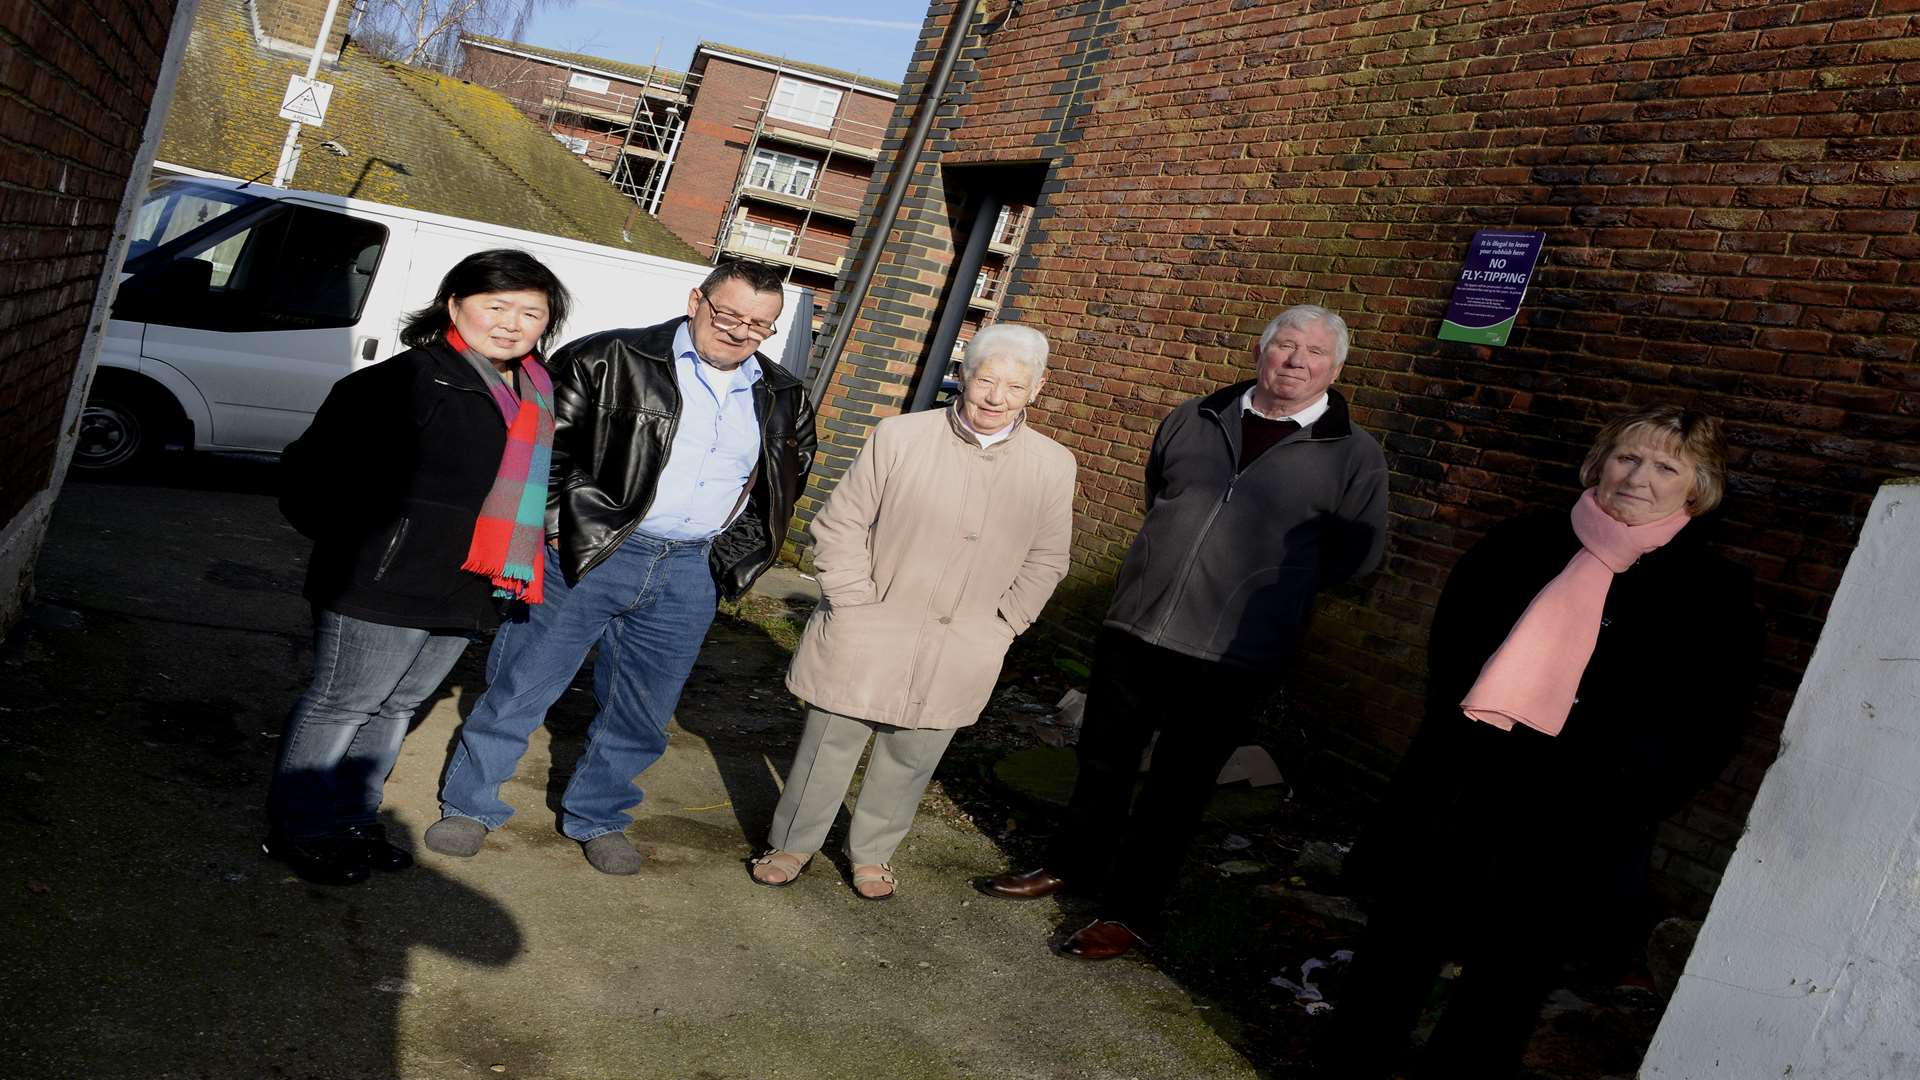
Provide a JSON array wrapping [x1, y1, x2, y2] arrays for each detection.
[[262, 833, 371, 886], [343, 823, 414, 872]]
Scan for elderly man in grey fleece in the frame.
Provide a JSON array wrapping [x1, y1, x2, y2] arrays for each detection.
[[978, 303, 1389, 960]]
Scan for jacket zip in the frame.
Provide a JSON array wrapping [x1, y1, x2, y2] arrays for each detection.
[[374, 517, 410, 580], [1149, 412, 1241, 642]]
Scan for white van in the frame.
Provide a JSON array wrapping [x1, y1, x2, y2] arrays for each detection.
[[83, 177, 813, 471]]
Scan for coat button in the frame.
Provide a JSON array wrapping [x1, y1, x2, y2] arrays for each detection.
[[963, 533, 978, 541], [938, 616, 952, 624]]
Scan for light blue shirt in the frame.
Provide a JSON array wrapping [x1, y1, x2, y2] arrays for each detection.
[[634, 322, 764, 541]]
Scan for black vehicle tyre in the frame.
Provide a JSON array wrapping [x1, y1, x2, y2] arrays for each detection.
[[73, 394, 154, 473]]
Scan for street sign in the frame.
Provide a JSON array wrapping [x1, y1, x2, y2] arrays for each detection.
[[279, 76, 334, 125], [1437, 230, 1545, 347]]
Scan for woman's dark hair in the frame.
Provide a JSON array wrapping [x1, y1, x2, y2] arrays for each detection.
[[399, 248, 571, 352]]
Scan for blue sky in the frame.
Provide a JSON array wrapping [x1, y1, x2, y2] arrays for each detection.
[[524, 0, 929, 84]]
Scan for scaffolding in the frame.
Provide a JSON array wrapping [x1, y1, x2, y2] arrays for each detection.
[[469, 41, 695, 215]]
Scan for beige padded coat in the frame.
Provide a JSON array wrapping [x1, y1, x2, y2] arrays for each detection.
[[785, 405, 1076, 729]]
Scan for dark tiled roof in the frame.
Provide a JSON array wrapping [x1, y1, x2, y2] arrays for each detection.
[[158, 0, 702, 261], [461, 34, 688, 91], [695, 41, 901, 96]]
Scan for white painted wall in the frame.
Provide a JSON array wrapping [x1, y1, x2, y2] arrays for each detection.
[[0, 1, 198, 639], [1643, 478, 1920, 1079]]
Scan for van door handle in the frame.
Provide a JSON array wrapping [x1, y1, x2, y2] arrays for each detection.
[[355, 336, 380, 364]]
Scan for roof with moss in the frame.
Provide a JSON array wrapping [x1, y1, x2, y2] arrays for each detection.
[[158, 0, 702, 262], [694, 41, 901, 96], [460, 34, 687, 91]]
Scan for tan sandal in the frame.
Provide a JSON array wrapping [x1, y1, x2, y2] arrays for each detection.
[[851, 863, 896, 902], [749, 849, 812, 888]]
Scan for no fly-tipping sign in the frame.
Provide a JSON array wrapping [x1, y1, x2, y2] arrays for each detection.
[[1436, 230, 1545, 347], [279, 76, 334, 125]]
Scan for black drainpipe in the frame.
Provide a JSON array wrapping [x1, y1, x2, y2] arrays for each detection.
[[907, 191, 1001, 413], [810, 0, 984, 408]]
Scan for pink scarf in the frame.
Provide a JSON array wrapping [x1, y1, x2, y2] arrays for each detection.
[[1459, 489, 1690, 736]]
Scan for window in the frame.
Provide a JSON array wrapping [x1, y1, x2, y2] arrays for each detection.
[[993, 204, 1030, 247], [768, 76, 842, 129], [552, 132, 590, 155], [127, 179, 258, 263], [746, 149, 819, 198], [567, 71, 611, 94], [732, 220, 796, 256], [972, 269, 1003, 304], [116, 204, 387, 332]]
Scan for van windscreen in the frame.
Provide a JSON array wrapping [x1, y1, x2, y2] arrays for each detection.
[[127, 180, 261, 267]]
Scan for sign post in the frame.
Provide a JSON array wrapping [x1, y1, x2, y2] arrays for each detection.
[[1436, 230, 1546, 347], [269, 0, 344, 188]]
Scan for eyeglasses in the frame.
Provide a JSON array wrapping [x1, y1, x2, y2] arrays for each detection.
[[698, 293, 779, 340]]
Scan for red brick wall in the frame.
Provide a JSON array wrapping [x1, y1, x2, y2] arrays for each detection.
[[0, 0, 181, 524], [809, 0, 1920, 911]]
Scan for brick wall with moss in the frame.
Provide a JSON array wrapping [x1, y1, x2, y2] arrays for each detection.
[[805, 0, 1920, 914]]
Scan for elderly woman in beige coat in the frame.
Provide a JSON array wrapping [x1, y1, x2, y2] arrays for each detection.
[[750, 324, 1076, 899]]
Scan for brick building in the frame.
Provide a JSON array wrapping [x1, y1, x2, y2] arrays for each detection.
[[806, 0, 1920, 911], [0, 0, 191, 636], [653, 43, 900, 322], [459, 38, 908, 327], [457, 36, 690, 209]]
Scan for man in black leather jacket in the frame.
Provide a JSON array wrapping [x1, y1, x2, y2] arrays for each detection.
[[426, 261, 816, 874]]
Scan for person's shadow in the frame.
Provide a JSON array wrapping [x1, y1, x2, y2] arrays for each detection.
[[222, 810, 527, 1078]]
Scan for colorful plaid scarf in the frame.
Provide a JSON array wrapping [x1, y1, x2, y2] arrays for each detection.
[[450, 327, 554, 604]]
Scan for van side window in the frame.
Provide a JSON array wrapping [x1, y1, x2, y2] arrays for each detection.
[[119, 206, 387, 332]]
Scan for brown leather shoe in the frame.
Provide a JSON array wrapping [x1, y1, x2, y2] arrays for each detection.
[[1057, 918, 1145, 960], [976, 867, 1067, 901]]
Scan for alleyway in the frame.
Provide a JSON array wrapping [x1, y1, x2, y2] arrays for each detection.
[[2, 464, 1671, 1079], [0, 467, 1254, 1080]]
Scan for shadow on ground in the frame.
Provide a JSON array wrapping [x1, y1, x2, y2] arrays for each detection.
[[9, 459, 1668, 1079]]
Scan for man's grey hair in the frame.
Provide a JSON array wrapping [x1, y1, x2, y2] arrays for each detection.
[[961, 323, 1049, 384], [1257, 304, 1350, 368]]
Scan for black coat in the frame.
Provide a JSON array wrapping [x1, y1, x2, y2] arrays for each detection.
[[280, 341, 512, 632], [545, 317, 816, 600], [1357, 508, 1764, 900]]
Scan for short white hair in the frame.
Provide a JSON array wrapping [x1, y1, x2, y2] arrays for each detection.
[[1257, 304, 1350, 368], [960, 323, 1049, 384]]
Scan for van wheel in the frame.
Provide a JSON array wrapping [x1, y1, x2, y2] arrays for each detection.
[[74, 395, 152, 472]]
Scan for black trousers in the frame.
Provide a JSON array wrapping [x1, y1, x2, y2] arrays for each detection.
[[1046, 628, 1272, 930]]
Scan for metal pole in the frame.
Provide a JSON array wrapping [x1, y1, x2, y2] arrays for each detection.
[[908, 191, 1000, 413], [271, 0, 344, 188], [648, 106, 686, 216], [809, 0, 981, 408]]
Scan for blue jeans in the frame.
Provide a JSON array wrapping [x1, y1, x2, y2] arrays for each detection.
[[439, 534, 718, 841], [268, 610, 471, 839]]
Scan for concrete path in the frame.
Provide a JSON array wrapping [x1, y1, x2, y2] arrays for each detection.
[[1, 473, 1258, 1080]]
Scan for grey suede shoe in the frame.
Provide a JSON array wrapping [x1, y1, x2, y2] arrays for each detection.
[[581, 833, 643, 875], [423, 816, 487, 858]]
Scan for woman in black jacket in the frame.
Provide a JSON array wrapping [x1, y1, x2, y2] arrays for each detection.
[[263, 249, 571, 886], [1334, 405, 1764, 1077]]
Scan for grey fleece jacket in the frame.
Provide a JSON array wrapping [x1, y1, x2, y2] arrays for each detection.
[[1103, 382, 1389, 668]]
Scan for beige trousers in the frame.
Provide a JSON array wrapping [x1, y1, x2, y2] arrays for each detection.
[[767, 707, 958, 865]]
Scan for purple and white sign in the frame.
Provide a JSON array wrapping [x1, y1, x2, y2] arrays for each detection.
[[1438, 230, 1545, 346]]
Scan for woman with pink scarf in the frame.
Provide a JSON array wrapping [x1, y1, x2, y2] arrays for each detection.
[[1333, 406, 1763, 1078]]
